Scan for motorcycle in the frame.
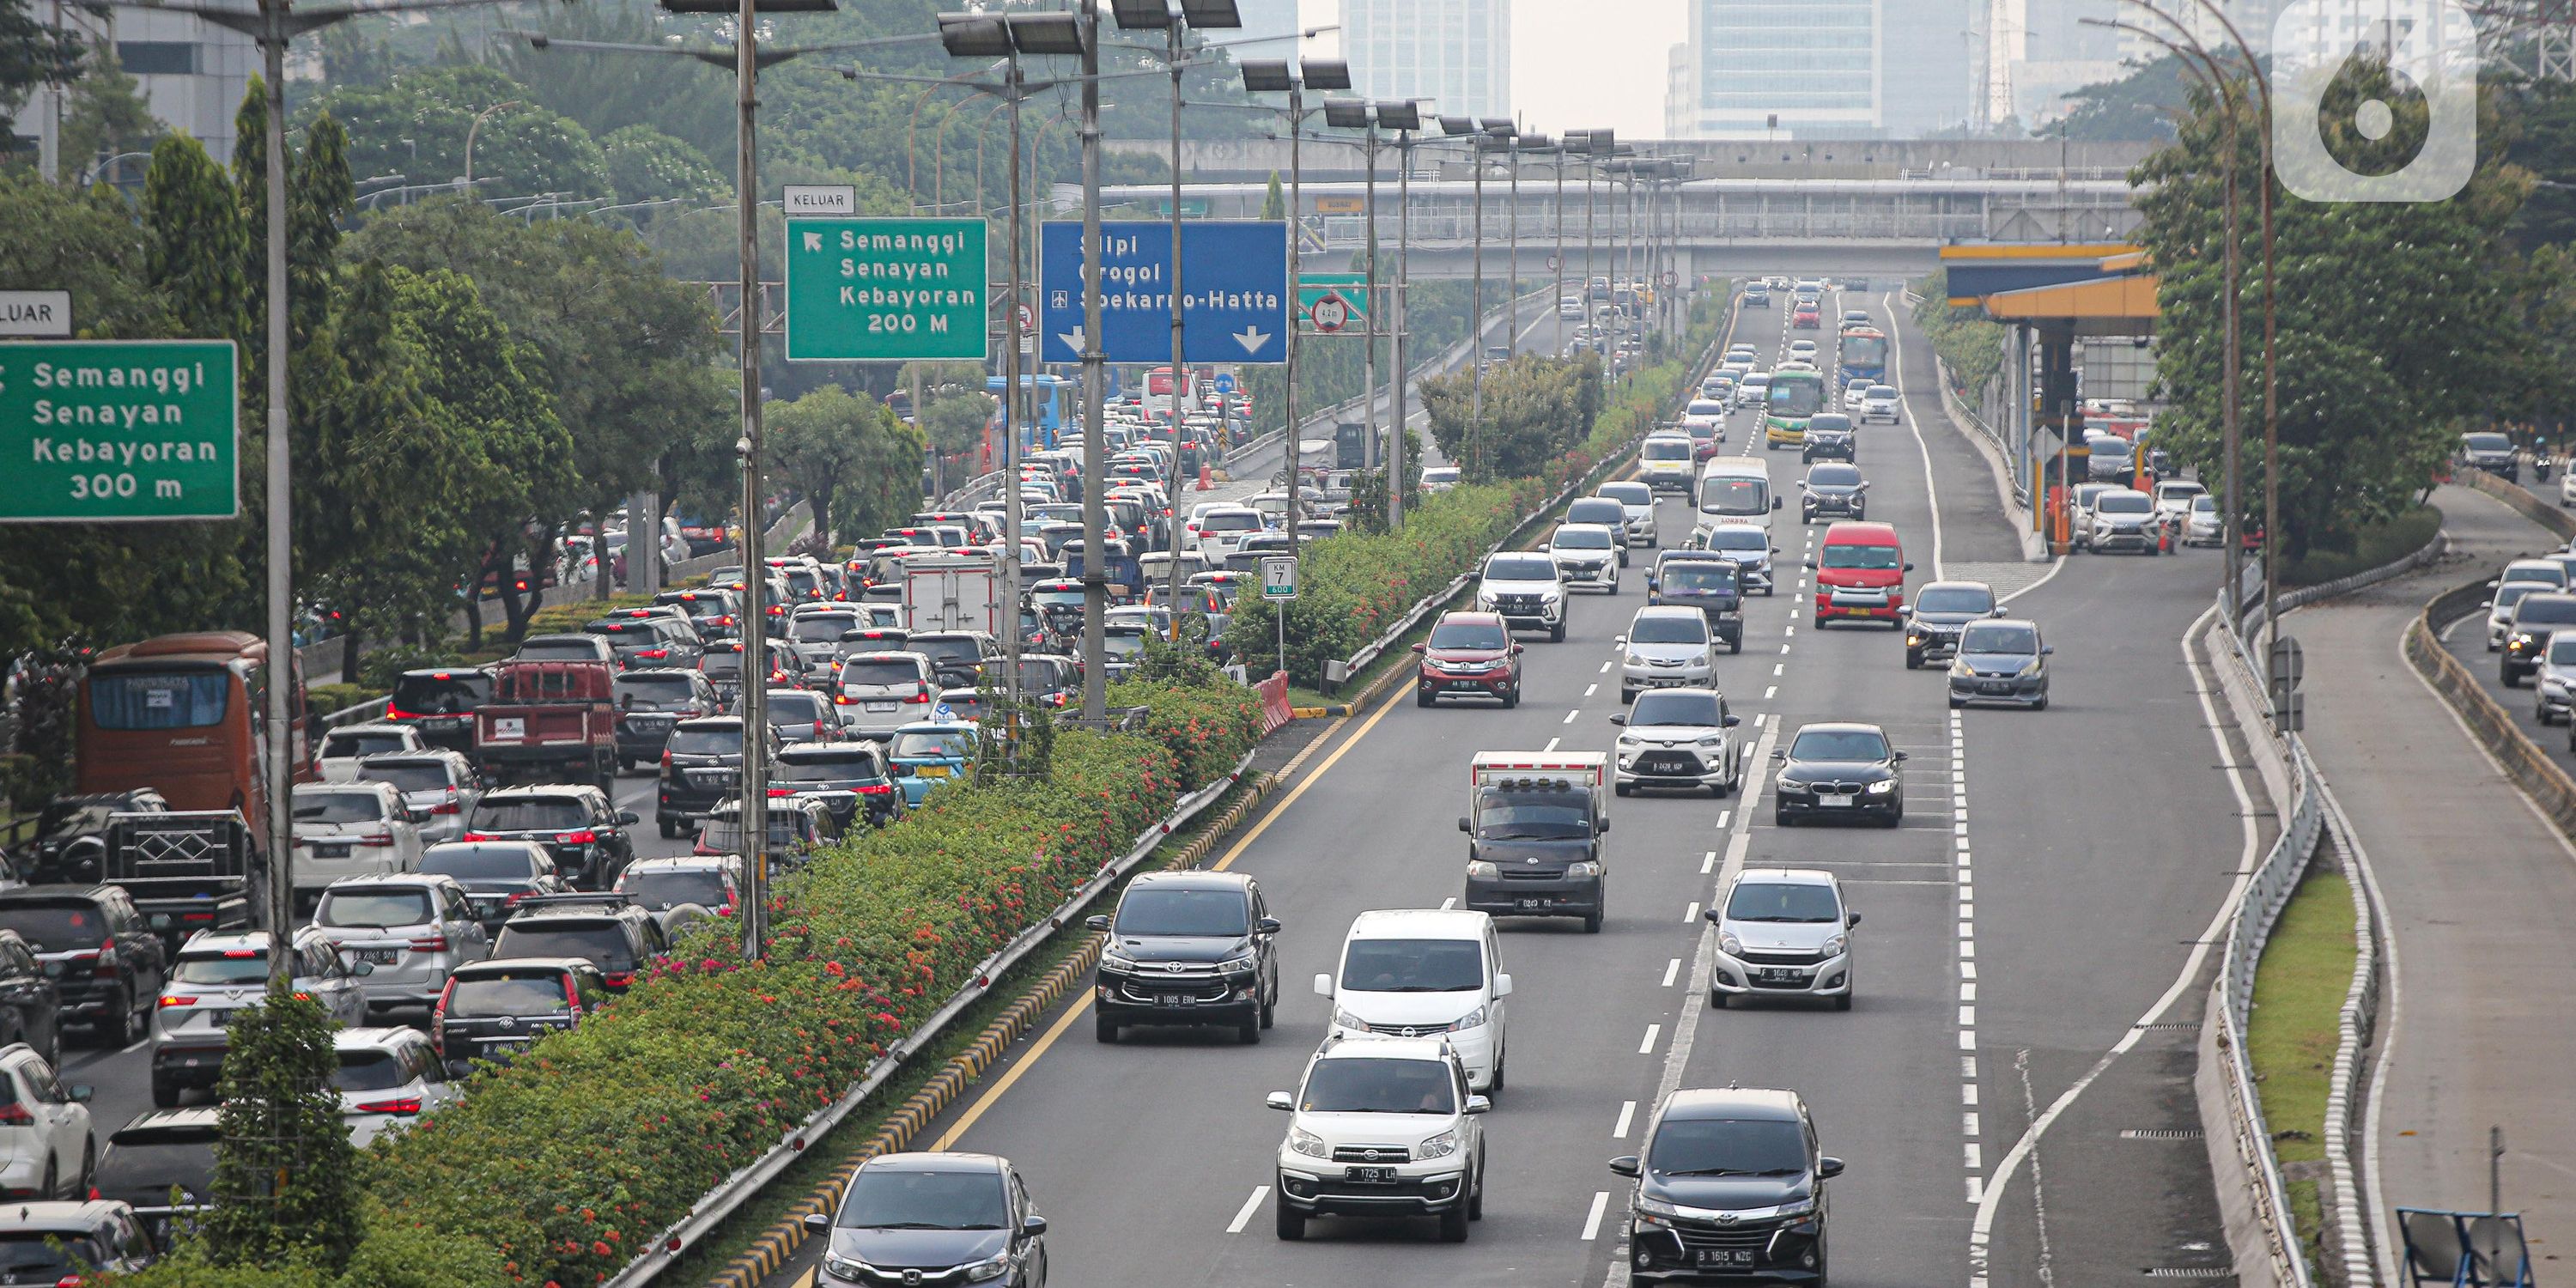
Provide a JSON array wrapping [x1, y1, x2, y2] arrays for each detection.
[[2539, 454, 2557, 483]]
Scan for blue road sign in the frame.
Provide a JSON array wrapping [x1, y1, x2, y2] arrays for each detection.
[[1213, 373, 1236, 394], [1040, 221, 1289, 366]]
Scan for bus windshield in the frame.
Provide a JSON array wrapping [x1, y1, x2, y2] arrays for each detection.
[[1700, 477, 1769, 516], [1768, 377, 1826, 418], [1841, 335, 1888, 368]]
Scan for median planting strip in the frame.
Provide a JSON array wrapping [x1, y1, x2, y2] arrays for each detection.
[[2246, 866, 2360, 1279]]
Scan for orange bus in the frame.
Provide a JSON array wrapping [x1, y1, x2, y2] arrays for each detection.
[[77, 631, 309, 829]]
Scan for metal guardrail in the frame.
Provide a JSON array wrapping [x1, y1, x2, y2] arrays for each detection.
[[604, 746, 1258, 1288]]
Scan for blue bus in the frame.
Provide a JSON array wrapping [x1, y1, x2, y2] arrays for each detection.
[[988, 374, 1073, 449], [1837, 328, 1888, 388]]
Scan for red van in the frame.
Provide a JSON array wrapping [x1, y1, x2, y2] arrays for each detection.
[[1810, 521, 1911, 626]]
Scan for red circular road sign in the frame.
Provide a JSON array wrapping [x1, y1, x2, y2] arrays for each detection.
[[1310, 291, 1352, 333]]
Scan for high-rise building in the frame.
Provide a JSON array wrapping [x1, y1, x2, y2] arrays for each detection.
[[1880, 0, 1978, 136], [7, 4, 258, 179], [1674, 0, 1880, 137], [1231, 0, 1306, 65], [1340, 0, 1511, 119], [1666, 43, 1696, 139]]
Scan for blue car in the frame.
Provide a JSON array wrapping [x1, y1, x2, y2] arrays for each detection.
[[886, 721, 981, 806]]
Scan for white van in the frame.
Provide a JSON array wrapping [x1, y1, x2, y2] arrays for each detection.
[[1696, 458, 1777, 541], [1315, 908, 1513, 1092]]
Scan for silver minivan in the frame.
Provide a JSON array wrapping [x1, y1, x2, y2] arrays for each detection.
[[1617, 605, 1716, 702], [833, 651, 939, 740], [1704, 868, 1858, 1009]]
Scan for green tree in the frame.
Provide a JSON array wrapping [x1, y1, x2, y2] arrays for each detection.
[[0, 0, 77, 117], [57, 46, 163, 181], [600, 124, 723, 204], [302, 65, 613, 201], [1419, 355, 1588, 483], [203, 988, 361, 1269], [1260, 170, 1285, 221], [768, 385, 928, 548], [142, 134, 248, 344], [2041, 53, 2188, 143]]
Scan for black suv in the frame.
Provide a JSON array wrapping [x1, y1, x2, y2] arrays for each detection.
[[771, 743, 908, 829], [0, 885, 167, 1046], [463, 787, 639, 889], [97, 1107, 219, 1243], [0, 931, 63, 1066], [612, 669, 722, 772], [908, 631, 1002, 690], [1612, 1086, 1842, 1285], [10, 791, 167, 885], [386, 666, 495, 754], [658, 716, 779, 838], [490, 894, 670, 991], [433, 956, 610, 1073], [586, 615, 706, 673], [1800, 412, 1858, 465], [1085, 871, 1280, 1045]]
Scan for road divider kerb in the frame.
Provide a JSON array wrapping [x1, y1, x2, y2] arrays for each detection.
[[2403, 572, 2576, 843]]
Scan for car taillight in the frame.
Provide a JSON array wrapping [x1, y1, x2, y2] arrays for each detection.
[[636, 648, 670, 659], [355, 1097, 423, 1115], [768, 787, 794, 798], [385, 705, 416, 720], [93, 940, 118, 978], [358, 831, 395, 847], [556, 830, 598, 845], [603, 971, 635, 987], [410, 935, 449, 952], [462, 831, 494, 841], [855, 784, 894, 796], [813, 720, 827, 736], [661, 749, 675, 770], [903, 689, 932, 703], [0, 1104, 33, 1126], [158, 995, 196, 1008], [715, 616, 735, 626]]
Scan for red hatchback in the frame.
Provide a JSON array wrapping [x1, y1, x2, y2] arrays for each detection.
[[1413, 611, 1524, 708], [1792, 305, 1822, 330], [1810, 521, 1911, 627]]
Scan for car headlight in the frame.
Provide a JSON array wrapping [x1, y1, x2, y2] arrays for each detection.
[[1568, 860, 1603, 878], [1218, 952, 1259, 976], [1616, 733, 1643, 748], [1635, 1193, 1683, 1219], [1538, 588, 1563, 603], [1450, 1004, 1490, 1031], [823, 1253, 872, 1280], [1419, 1128, 1461, 1160], [1289, 1126, 1330, 1158], [1865, 779, 1896, 795], [1465, 860, 1500, 878], [1697, 735, 1724, 747], [1332, 1006, 1368, 1030], [1101, 945, 1139, 971], [1719, 931, 1743, 957], [2019, 658, 2044, 677], [964, 1250, 1012, 1283], [1821, 934, 1848, 957], [1625, 652, 1648, 665], [1773, 1197, 1818, 1218], [1777, 776, 1807, 793]]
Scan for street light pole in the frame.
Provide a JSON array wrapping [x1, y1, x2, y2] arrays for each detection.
[[1389, 119, 1414, 532], [1078, 4, 1109, 722], [1243, 58, 1347, 587], [259, 6, 291, 977], [729, 0, 769, 957]]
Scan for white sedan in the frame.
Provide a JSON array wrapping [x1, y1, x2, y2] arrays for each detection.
[[1843, 384, 1870, 410]]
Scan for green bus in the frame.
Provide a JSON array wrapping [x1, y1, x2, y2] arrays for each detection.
[[1763, 369, 1829, 449]]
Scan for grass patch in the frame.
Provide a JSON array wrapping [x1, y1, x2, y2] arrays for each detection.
[[2280, 505, 2442, 588], [660, 772, 1266, 1284], [2246, 866, 2357, 1280]]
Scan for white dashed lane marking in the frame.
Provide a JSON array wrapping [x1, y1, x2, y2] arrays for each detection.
[[1226, 1187, 1270, 1234]]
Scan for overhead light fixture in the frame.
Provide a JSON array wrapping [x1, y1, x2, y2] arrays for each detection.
[[1322, 97, 1371, 129], [1300, 58, 1352, 90], [1177, 0, 1242, 28], [1237, 58, 1293, 93], [1439, 114, 1477, 136], [936, 12, 1013, 57], [1006, 12, 1086, 56], [1372, 100, 1419, 131], [1109, 0, 1171, 30]]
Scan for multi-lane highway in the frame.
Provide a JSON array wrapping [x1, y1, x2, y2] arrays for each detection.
[[752, 283, 2257, 1287]]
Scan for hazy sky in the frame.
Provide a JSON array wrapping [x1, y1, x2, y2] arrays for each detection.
[[1298, 0, 1687, 140]]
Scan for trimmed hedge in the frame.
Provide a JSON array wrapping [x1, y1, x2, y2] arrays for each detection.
[[118, 677, 1262, 1288]]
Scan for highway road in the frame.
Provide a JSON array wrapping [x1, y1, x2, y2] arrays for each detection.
[[751, 283, 2257, 1288]]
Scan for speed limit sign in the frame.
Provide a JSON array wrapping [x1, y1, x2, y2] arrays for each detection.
[[1310, 291, 1352, 333]]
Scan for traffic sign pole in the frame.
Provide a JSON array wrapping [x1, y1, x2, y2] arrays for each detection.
[[1261, 556, 1297, 677]]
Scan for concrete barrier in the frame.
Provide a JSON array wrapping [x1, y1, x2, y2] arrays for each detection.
[[2402, 575, 2576, 841], [2458, 467, 2576, 543]]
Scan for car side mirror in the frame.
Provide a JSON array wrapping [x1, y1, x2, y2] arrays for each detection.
[[1722, 714, 1741, 727], [803, 1212, 832, 1234], [66, 1084, 92, 1103], [1608, 713, 1627, 726], [1020, 1215, 1048, 1239], [1846, 911, 1862, 927], [1902, 562, 1915, 572], [1771, 748, 1787, 761], [1256, 916, 1283, 936], [1266, 1090, 1295, 1111], [1084, 914, 1109, 933], [1613, 634, 1628, 647], [1457, 816, 1472, 833], [1819, 1157, 1846, 1179], [1494, 973, 1514, 998], [1802, 559, 1817, 569], [619, 811, 640, 825], [1892, 750, 1909, 762], [1509, 643, 1524, 655], [1991, 607, 2008, 617], [1703, 907, 1722, 924], [1771, 497, 1783, 510], [1464, 1094, 1492, 1115], [1312, 972, 1334, 999], [2040, 645, 2055, 655], [1411, 642, 1426, 654], [1609, 1155, 1643, 1177]]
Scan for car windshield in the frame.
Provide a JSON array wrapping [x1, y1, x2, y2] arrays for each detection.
[[2464, 433, 2512, 452], [469, 799, 589, 832], [1658, 562, 1738, 593], [1687, 401, 1728, 416], [2192, 495, 2219, 512], [1486, 556, 1556, 581], [1630, 616, 1707, 645], [665, 727, 743, 757], [97, 1129, 217, 1202], [293, 791, 388, 824], [1726, 882, 1843, 923], [1647, 1117, 1810, 1176], [1915, 586, 1996, 614], [892, 730, 975, 759], [517, 641, 600, 662], [1472, 792, 1591, 839], [1114, 888, 1249, 937], [616, 674, 698, 708], [775, 751, 881, 783], [331, 1048, 412, 1093], [699, 653, 744, 678], [621, 870, 730, 912], [1340, 938, 1483, 992], [1630, 692, 1722, 727], [173, 951, 270, 985], [1300, 1057, 1457, 1115], [493, 923, 634, 971], [1700, 479, 1765, 513], [792, 617, 857, 642], [391, 672, 490, 714], [2503, 566, 2562, 584], [2097, 494, 2153, 515], [2518, 597, 2576, 625], [1808, 465, 1862, 488], [1768, 380, 1826, 416], [912, 639, 979, 667], [1789, 729, 1892, 762], [2549, 636, 2576, 665], [1569, 501, 1625, 526], [1430, 619, 1509, 651], [1821, 543, 1901, 570], [1201, 512, 1260, 532], [768, 694, 828, 723], [1641, 438, 1693, 461], [1600, 483, 1651, 506], [315, 889, 434, 929], [352, 763, 448, 799], [321, 731, 410, 760], [1960, 624, 2038, 654], [447, 974, 572, 1016], [837, 1169, 1009, 1230], [1704, 528, 1767, 554], [2495, 583, 2542, 611], [422, 845, 536, 880], [1555, 527, 1613, 550], [0, 1233, 103, 1276]]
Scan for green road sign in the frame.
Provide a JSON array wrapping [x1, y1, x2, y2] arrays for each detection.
[[0, 339, 239, 522], [1297, 273, 1369, 325], [785, 217, 988, 362]]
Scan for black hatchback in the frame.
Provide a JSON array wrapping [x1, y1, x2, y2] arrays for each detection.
[[1611, 1086, 1841, 1285], [802, 1152, 1048, 1288], [659, 716, 779, 837], [612, 669, 722, 772], [386, 667, 495, 755], [1084, 871, 1280, 1045]]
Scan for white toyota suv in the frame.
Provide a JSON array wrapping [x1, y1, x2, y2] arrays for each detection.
[[1476, 552, 1568, 642], [1617, 605, 1716, 702], [1546, 523, 1623, 594], [1314, 909, 1511, 1093], [1267, 1035, 1488, 1242]]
